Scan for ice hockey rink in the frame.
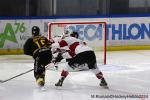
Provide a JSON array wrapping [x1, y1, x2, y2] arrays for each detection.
[[0, 50, 150, 100]]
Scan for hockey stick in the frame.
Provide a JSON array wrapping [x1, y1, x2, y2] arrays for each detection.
[[0, 64, 54, 83], [0, 68, 34, 83]]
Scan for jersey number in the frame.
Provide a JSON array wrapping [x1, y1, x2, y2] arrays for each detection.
[[35, 40, 45, 48]]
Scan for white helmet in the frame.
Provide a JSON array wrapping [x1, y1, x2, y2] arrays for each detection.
[[63, 25, 74, 37]]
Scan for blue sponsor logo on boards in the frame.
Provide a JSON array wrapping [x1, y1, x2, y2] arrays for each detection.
[[67, 23, 150, 41], [107, 23, 150, 40]]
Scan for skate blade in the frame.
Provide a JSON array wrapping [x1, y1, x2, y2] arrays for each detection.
[[101, 86, 109, 89], [55, 85, 62, 88], [55, 83, 62, 87], [38, 86, 47, 91]]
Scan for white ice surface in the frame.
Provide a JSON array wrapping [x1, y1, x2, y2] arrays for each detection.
[[0, 50, 150, 100]]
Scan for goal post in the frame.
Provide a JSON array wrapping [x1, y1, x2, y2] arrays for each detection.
[[48, 21, 107, 64]]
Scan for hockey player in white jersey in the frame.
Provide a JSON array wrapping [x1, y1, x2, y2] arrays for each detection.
[[52, 31, 108, 88]]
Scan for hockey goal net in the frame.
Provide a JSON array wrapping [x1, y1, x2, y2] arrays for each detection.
[[48, 21, 106, 65]]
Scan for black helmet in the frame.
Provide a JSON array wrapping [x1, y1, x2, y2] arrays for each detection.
[[32, 26, 40, 36], [70, 31, 79, 38]]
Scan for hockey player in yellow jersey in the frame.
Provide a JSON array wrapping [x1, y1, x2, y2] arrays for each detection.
[[23, 26, 52, 88]]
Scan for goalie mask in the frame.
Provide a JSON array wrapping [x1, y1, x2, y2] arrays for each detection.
[[32, 26, 40, 36]]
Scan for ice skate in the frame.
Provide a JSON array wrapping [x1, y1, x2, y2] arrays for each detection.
[[55, 77, 65, 87], [36, 78, 45, 87], [100, 78, 109, 89], [36, 78, 46, 91]]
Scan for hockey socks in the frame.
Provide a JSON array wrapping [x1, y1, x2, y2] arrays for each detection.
[[96, 72, 103, 79], [95, 72, 108, 88], [61, 70, 69, 77], [55, 70, 69, 87]]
